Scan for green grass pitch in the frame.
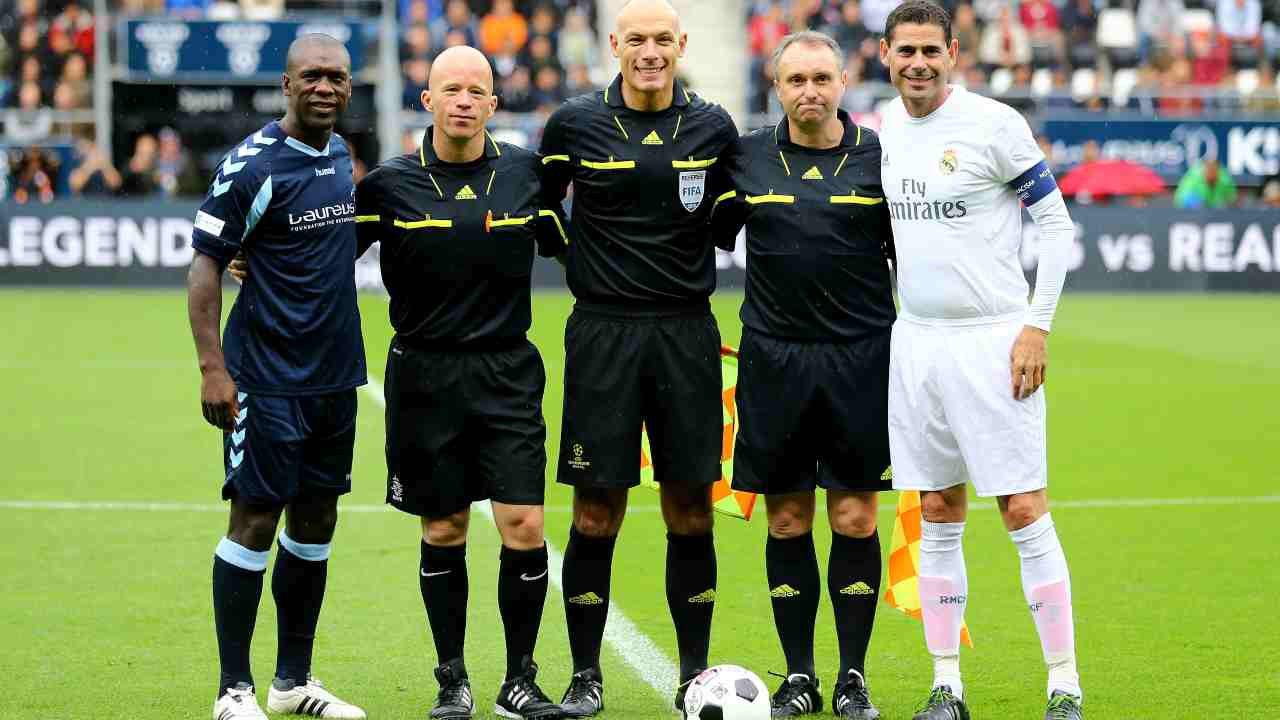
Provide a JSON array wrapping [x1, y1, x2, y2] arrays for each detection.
[[1, 289, 1278, 718]]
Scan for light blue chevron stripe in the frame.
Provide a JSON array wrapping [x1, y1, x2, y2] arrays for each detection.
[[241, 175, 272, 244], [211, 178, 232, 197], [229, 448, 244, 468], [252, 130, 277, 146], [235, 145, 262, 159], [237, 391, 247, 402], [221, 159, 246, 177], [235, 407, 248, 426], [230, 429, 245, 446]]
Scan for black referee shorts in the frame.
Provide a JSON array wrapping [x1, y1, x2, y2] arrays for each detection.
[[384, 337, 548, 518], [732, 328, 892, 495], [557, 304, 722, 490]]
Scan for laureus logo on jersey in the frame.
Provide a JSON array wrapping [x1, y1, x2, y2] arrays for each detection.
[[288, 201, 356, 229]]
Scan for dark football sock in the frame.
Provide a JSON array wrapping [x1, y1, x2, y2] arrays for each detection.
[[828, 530, 882, 679], [498, 544, 550, 680], [271, 533, 330, 684], [421, 540, 468, 665], [666, 531, 717, 680], [561, 526, 617, 674], [766, 531, 820, 678], [213, 539, 268, 697]]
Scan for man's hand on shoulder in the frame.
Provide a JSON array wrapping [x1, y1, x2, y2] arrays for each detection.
[[1010, 325, 1048, 400], [200, 366, 240, 431], [227, 251, 248, 284]]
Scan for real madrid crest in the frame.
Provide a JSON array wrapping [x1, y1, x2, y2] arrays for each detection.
[[939, 149, 958, 175]]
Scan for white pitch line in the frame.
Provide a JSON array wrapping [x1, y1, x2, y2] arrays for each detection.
[[359, 377, 680, 700]]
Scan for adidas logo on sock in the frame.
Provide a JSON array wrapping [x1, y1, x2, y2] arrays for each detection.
[[802, 165, 823, 180], [770, 584, 800, 598], [687, 589, 717, 604], [568, 592, 604, 605], [455, 184, 476, 200], [840, 581, 875, 595], [642, 130, 663, 145]]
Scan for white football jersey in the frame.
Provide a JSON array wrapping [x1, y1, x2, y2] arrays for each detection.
[[879, 86, 1046, 323]]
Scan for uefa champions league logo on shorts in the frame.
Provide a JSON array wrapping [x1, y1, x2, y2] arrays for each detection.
[[216, 23, 272, 77], [135, 22, 190, 77]]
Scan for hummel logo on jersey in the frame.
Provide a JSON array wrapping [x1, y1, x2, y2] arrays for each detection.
[[315, 166, 336, 177], [642, 130, 663, 145], [802, 165, 824, 180], [455, 184, 477, 200], [687, 589, 717, 604], [568, 592, 604, 605], [840, 581, 875, 595], [770, 584, 800, 598]]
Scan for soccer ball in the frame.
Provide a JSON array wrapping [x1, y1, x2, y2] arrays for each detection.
[[682, 665, 770, 720]]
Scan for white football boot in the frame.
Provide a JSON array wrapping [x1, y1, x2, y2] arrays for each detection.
[[266, 677, 367, 719], [213, 684, 268, 720]]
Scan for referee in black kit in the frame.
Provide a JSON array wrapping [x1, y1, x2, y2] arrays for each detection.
[[354, 46, 567, 720], [711, 31, 894, 720], [537, 0, 738, 715]]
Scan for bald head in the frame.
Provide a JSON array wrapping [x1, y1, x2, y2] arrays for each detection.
[[429, 45, 493, 93], [616, 0, 681, 35], [286, 33, 349, 74]]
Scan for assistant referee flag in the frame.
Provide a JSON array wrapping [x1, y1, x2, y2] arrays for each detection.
[[883, 490, 975, 647]]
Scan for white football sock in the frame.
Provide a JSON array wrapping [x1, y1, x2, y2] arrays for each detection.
[[1010, 513, 1081, 700], [920, 520, 967, 698]]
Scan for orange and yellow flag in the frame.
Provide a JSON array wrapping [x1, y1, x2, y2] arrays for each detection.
[[882, 489, 974, 647], [640, 346, 757, 520]]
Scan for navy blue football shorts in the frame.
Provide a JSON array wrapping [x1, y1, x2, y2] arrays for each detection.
[[221, 389, 357, 506]]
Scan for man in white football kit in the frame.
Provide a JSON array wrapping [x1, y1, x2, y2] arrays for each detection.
[[876, 3, 1082, 720]]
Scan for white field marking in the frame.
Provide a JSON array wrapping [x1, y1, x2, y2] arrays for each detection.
[[360, 377, 680, 699], [7, 496, 1278, 514]]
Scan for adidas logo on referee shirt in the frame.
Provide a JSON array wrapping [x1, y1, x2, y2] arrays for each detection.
[[687, 589, 717, 604], [802, 165, 824, 180], [770, 584, 800, 598], [455, 184, 476, 200], [642, 130, 663, 145], [568, 592, 604, 605]]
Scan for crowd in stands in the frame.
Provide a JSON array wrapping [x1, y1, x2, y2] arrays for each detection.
[[746, 0, 1280, 115], [399, 0, 599, 114]]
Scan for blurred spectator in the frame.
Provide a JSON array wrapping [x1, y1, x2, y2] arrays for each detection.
[[443, 27, 470, 50], [829, 0, 875, 62], [842, 52, 876, 112], [749, 1, 789, 59], [493, 36, 520, 78], [1156, 57, 1204, 113], [1061, 0, 1099, 53], [17, 55, 47, 101], [50, 2, 95, 58], [1259, 174, 1280, 207], [241, 0, 285, 19], [1020, 0, 1064, 64], [861, 0, 899, 33], [479, 0, 528, 57], [1217, 0, 1263, 44], [787, 0, 823, 32], [119, 132, 158, 197], [979, 6, 1031, 69], [1189, 30, 1230, 85], [523, 33, 558, 75], [9, 146, 57, 204], [558, 7, 597, 69], [400, 129, 420, 155], [68, 135, 122, 196], [166, 0, 210, 18], [431, 0, 478, 50], [564, 62, 592, 95], [531, 63, 563, 113], [402, 24, 432, 64], [1136, 0, 1185, 62], [4, 81, 52, 142], [155, 126, 201, 196], [403, 57, 430, 110], [501, 64, 536, 112], [1174, 158, 1237, 208], [60, 52, 90, 104], [953, 4, 982, 54], [401, 0, 442, 25], [528, 4, 558, 55]]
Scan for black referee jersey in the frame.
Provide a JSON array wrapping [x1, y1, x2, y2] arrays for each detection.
[[354, 128, 568, 347], [539, 74, 739, 307], [713, 110, 896, 341]]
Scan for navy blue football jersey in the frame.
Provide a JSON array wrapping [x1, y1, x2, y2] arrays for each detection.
[[191, 121, 366, 396]]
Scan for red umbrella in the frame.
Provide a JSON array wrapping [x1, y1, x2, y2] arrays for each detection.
[[1057, 159, 1167, 198]]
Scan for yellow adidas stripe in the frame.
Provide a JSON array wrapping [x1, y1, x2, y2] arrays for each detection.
[[829, 194, 884, 205], [542, 154, 570, 164], [581, 159, 636, 170], [746, 194, 795, 204], [394, 218, 453, 229], [489, 215, 533, 228], [538, 209, 568, 243], [672, 156, 718, 169], [714, 190, 737, 206], [355, 215, 380, 223]]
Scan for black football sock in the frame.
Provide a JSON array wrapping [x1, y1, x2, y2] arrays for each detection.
[[828, 530, 882, 679], [213, 539, 269, 697], [421, 540, 468, 665], [561, 526, 617, 674], [666, 531, 717, 680], [272, 533, 330, 685], [766, 531, 820, 678], [498, 544, 550, 680]]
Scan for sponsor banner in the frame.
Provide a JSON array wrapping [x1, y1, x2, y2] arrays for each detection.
[[1043, 118, 1280, 185], [122, 19, 364, 82], [3, 202, 1277, 291]]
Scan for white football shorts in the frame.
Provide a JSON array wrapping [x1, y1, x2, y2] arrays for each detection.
[[888, 313, 1047, 497]]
